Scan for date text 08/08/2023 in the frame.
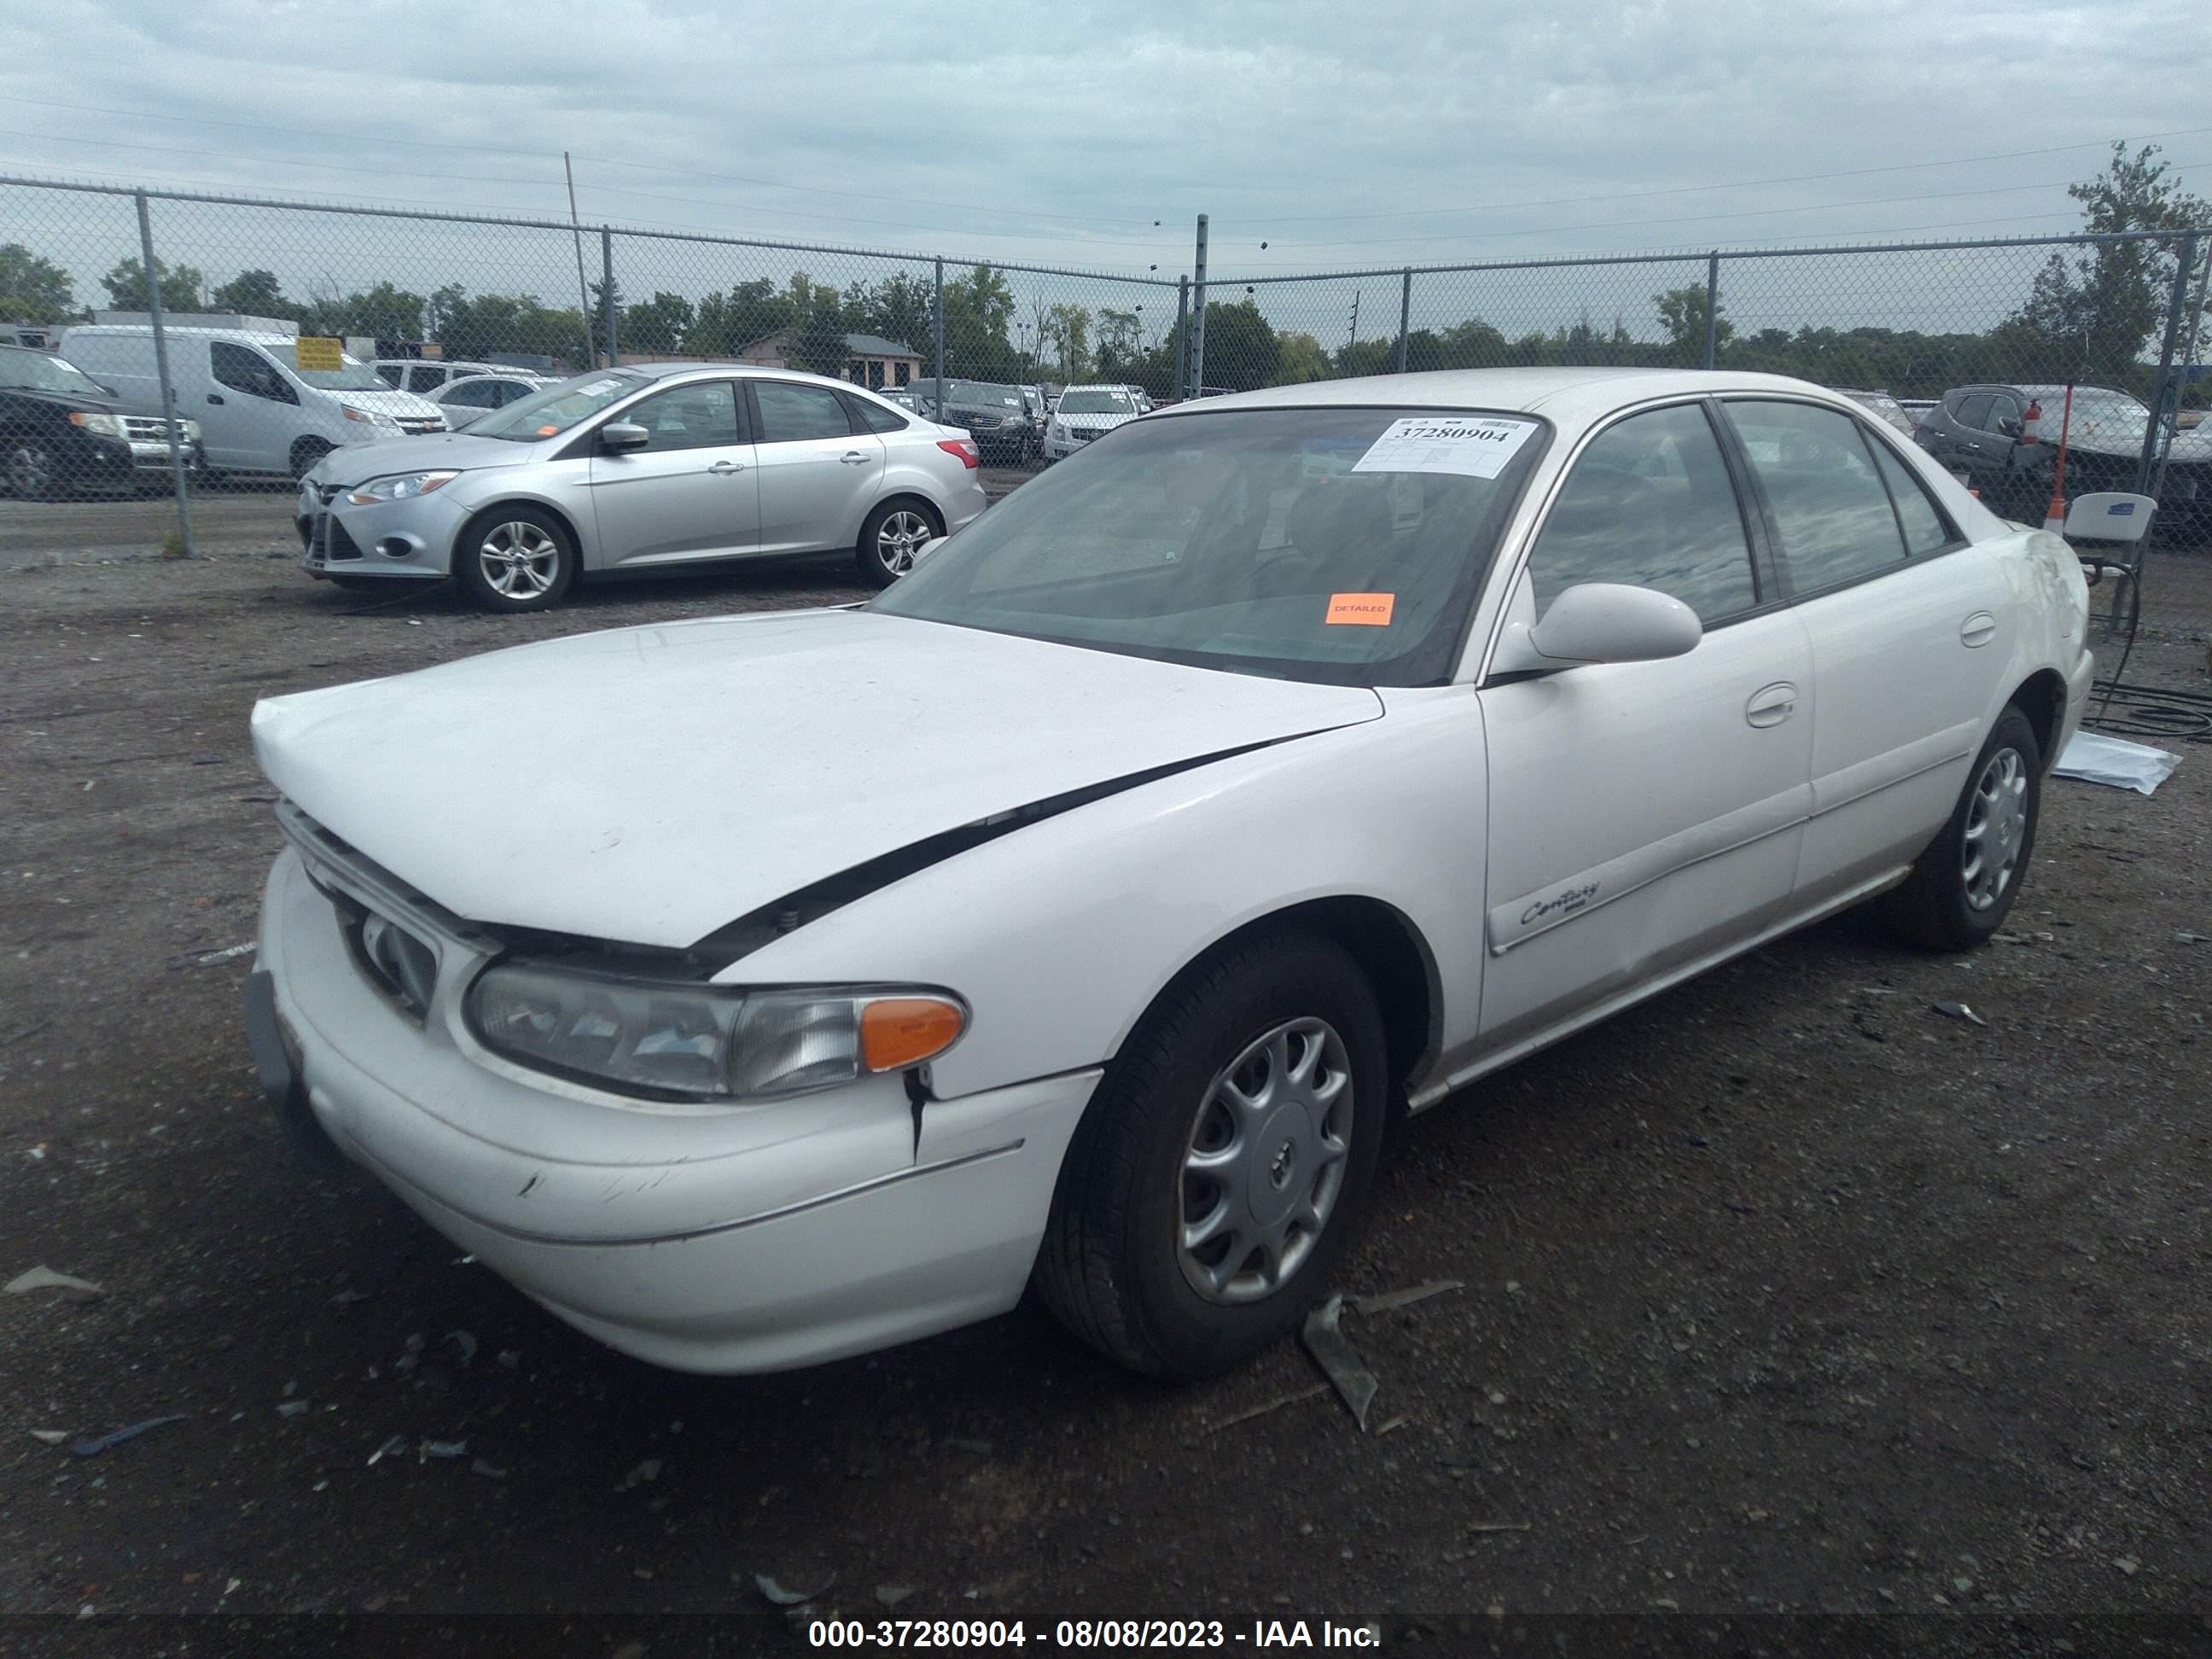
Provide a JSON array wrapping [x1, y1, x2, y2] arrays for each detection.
[[805, 1616, 1388, 1649]]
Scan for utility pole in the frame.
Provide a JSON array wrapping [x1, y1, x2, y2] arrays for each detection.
[[563, 152, 595, 368], [1188, 213, 1208, 399], [1348, 289, 1360, 351]]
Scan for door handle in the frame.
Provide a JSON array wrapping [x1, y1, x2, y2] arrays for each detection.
[[1959, 611, 1997, 648], [1745, 682, 1799, 728], [707, 459, 745, 475], [207, 393, 224, 405], [839, 450, 869, 465]]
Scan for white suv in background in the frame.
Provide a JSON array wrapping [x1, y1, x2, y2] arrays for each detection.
[[1045, 383, 1146, 461]]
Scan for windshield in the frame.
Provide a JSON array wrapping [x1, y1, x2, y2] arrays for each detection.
[[269, 345, 389, 392], [466, 370, 649, 440], [2045, 391, 2151, 446], [1060, 388, 1137, 416], [870, 405, 1549, 686], [946, 381, 1022, 408], [1, 348, 105, 399]]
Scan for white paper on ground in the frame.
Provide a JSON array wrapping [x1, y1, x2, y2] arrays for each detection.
[[1352, 416, 1537, 480], [2053, 729, 2182, 795]]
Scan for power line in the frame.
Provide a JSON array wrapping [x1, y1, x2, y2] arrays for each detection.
[[1234, 164, 2206, 256], [1220, 125, 2212, 225], [0, 94, 1164, 230]]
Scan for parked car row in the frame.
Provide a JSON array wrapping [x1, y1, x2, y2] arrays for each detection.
[[1912, 381, 2210, 536], [0, 341, 205, 497]]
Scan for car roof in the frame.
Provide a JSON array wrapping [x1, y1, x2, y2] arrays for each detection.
[[615, 360, 897, 395], [1149, 367, 1867, 428]]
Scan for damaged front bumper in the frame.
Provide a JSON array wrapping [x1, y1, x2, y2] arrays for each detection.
[[248, 834, 1097, 1372]]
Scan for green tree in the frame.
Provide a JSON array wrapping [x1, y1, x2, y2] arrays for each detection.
[[620, 290, 695, 354], [1272, 329, 1331, 382], [1654, 283, 1730, 364], [941, 265, 1019, 380], [857, 271, 933, 357], [0, 244, 78, 323], [102, 256, 205, 313], [1044, 303, 1092, 381], [208, 268, 297, 322], [1198, 297, 1278, 390], [2006, 143, 2209, 390]]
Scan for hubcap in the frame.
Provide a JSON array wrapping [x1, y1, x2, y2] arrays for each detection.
[[1962, 746, 2029, 911], [9, 446, 52, 493], [478, 521, 560, 598], [1178, 1016, 1353, 1305], [876, 510, 931, 576]]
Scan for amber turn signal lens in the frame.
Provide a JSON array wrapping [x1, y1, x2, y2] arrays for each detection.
[[859, 997, 965, 1073]]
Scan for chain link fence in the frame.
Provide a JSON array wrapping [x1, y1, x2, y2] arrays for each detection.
[[1, 172, 2205, 543]]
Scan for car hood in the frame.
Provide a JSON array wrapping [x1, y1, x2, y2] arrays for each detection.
[[2, 385, 124, 416], [315, 430, 537, 483], [251, 609, 1384, 947]]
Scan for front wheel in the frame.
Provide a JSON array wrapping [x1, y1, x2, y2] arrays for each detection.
[[6, 443, 61, 500], [1034, 928, 1389, 1378], [456, 506, 576, 613], [855, 499, 940, 589], [1872, 707, 2042, 951]]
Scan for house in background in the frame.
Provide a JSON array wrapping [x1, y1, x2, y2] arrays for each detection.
[[731, 329, 923, 389]]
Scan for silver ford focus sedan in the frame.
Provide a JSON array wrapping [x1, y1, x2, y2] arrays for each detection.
[[293, 363, 990, 608]]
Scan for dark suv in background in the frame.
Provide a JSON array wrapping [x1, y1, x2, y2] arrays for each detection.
[[1, 342, 203, 498], [923, 380, 1031, 463], [1916, 381, 2211, 536]]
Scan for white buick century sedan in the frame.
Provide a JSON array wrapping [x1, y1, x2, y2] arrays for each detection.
[[244, 369, 2093, 1378]]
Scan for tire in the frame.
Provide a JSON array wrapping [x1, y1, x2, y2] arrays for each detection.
[[1034, 928, 1389, 1378], [289, 439, 333, 482], [855, 498, 941, 589], [1872, 706, 2042, 951], [455, 505, 577, 613], [6, 442, 61, 500]]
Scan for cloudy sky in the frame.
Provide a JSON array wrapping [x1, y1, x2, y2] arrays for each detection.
[[3, 0, 2208, 350]]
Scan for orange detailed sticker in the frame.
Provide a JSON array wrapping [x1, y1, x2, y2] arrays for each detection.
[[536, 424, 561, 435], [1325, 592, 1395, 626]]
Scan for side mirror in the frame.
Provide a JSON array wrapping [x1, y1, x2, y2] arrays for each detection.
[[1999, 416, 2023, 439], [600, 421, 649, 452], [1507, 582, 1701, 669], [2061, 492, 2156, 544]]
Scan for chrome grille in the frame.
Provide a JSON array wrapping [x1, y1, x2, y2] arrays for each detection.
[[121, 415, 180, 441], [394, 415, 445, 434]]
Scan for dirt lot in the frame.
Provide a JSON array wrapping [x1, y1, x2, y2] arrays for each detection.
[[2, 500, 2209, 1644]]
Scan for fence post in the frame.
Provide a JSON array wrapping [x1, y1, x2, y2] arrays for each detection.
[[600, 227, 619, 367], [1188, 213, 1208, 399], [1702, 251, 1721, 370], [2152, 236, 2210, 508], [1172, 276, 1189, 405], [1395, 268, 1412, 374], [2136, 231, 2196, 497], [134, 189, 197, 560], [932, 258, 946, 413]]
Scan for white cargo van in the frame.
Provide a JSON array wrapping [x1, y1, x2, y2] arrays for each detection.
[[62, 314, 448, 480]]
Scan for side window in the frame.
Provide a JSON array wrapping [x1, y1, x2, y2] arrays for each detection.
[[841, 391, 908, 434], [753, 381, 857, 443], [211, 341, 294, 404], [1728, 400, 1907, 591], [1526, 403, 1759, 625], [406, 365, 445, 393], [1982, 394, 2021, 434], [496, 381, 533, 406], [619, 381, 742, 451], [1868, 439, 1955, 556], [375, 364, 404, 388], [443, 380, 501, 408], [1951, 393, 1994, 431]]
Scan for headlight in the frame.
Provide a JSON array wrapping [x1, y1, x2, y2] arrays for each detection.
[[342, 405, 402, 428], [466, 962, 967, 1101], [68, 410, 125, 438], [348, 469, 459, 505]]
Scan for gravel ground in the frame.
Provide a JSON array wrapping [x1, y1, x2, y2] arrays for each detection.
[[1, 505, 2209, 1643]]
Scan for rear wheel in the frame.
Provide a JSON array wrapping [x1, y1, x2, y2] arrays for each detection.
[[456, 506, 576, 613], [1872, 707, 2041, 951], [1034, 928, 1389, 1378], [856, 498, 941, 589]]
